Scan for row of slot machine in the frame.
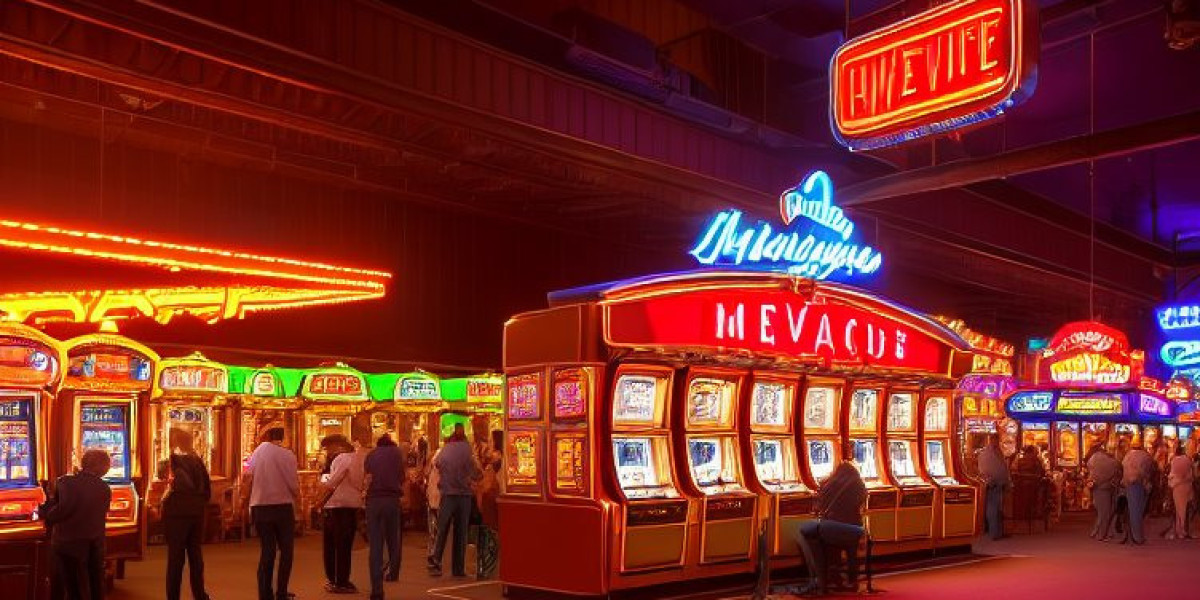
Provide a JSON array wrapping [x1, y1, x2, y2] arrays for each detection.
[[0, 324, 503, 600], [498, 272, 986, 596]]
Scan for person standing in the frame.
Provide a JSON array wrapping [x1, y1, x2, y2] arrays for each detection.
[[474, 453, 501, 580], [428, 424, 481, 577], [425, 442, 444, 566], [1121, 441, 1155, 545], [364, 434, 407, 600], [1167, 445, 1194, 539], [321, 436, 365, 594], [977, 434, 1011, 541], [1086, 443, 1121, 541], [244, 427, 300, 600], [162, 440, 213, 600], [43, 449, 112, 600]]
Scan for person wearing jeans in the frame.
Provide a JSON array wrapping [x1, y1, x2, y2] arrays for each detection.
[[364, 434, 407, 600], [792, 444, 867, 596], [163, 446, 212, 600], [43, 449, 112, 600], [428, 425, 481, 577], [244, 427, 300, 600], [977, 435, 1012, 540], [321, 436, 365, 593], [1121, 442, 1155, 545]]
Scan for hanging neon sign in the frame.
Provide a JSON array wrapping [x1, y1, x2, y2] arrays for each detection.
[[830, 0, 1038, 150], [1157, 304, 1200, 331], [1007, 391, 1053, 413], [1039, 322, 1138, 388], [690, 171, 883, 280], [1138, 394, 1171, 418], [1056, 394, 1124, 416], [1162, 341, 1200, 369]]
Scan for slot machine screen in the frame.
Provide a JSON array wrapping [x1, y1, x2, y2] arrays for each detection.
[[926, 441, 949, 480], [0, 397, 35, 488], [613, 437, 676, 499], [79, 402, 131, 482], [888, 440, 919, 481], [687, 437, 738, 493], [849, 389, 879, 431], [614, 375, 659, 425], [751, 382, 788, 428], [804, 387, 838, 431], [851, 439, 879, 481], [686, 378, 735, 427], [1055, 421, 1080, 468], [753, 439, 802, 492], [165, 406, 214, 471], [808, 439, 835, 481], [924, 397, 948, 433], [886, 393, 914, 431]]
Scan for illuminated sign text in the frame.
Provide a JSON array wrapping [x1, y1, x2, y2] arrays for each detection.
[[160, 366, 227, 393], [1049, 353, 1131, 386], [1138, 394, 1171, 418], [1157, 304, 1200, 331], [1056, 395, 1124, 416], [250, 372, 278, 396], [690, 171, 882, 281], [830, 0, 1037, 149], [307, 373, 365, 398], [397, 377, 440, 401], [1007, 391, 1052, 413], [604, 287, 953, 372], [1162, 340, 1200, 370], [466, 378, 503, 403]]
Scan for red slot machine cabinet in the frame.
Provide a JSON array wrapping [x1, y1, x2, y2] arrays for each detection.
[[742, 372, 815, 559], [676, 367, 757, 568], [918, 390, 977, 548], [55, 334, 158, 574], [845, 385, 899, 543], [881, 387, 935, 546], [0, 324, 63, 600]]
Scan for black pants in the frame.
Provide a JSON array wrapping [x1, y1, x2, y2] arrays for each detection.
[[165, 516, 207, 600], [252, 504, 295, 600], [53, 539, 105, 600], [322, 507, 358, 587]]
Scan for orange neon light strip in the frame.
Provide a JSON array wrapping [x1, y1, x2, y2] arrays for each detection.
[[0, 219, 390, 290]]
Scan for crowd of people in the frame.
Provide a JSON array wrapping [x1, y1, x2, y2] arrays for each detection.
[[39, 423, 502, 600], [975, 433, 1200, 545]]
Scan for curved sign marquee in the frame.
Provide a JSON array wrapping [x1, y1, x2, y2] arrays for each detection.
[[831, 0, 1038, 150], [1039, 321, 1139, 388], [603, 287, 960, 373]]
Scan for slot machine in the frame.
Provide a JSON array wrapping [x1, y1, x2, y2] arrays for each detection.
[[298, 364, 371, 525], [881, 387, 934, 545], [676, 367, 756, 566], [0, 324, 63, 600], [56, 334, 158, 571], [150, 353, 232, 540], [845, 385, 899, 542], [919, 391, 977, 546], [608, 365, 688, 574], [229, 365, 304, 532], [799, 378, 844, 488], [742, 373, 814, 558]]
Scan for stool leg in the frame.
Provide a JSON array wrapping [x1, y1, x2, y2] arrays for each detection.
[[865, 537, 874, 594]]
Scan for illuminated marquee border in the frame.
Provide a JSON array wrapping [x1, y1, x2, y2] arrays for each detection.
[[0, 218, 391, 326], [829, 0, 1039, 150]]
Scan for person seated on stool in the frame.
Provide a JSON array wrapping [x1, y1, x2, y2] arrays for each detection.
[[795, 444, 867, 596]]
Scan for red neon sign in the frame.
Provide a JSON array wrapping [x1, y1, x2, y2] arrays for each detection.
[[308, 373, 364, 397], [603, 288, 955, 373], [1039, 321, 1140, 388], [830, 0, 1037, 150]]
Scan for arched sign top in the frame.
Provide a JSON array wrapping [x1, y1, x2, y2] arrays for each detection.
[[302, 364, 369, 401], [395, 372, 441, 401], [553, 271, 970, 376], [63, 333, 158, 390], [0, 322, 65, 391], [154, 352, 229, 396], [1038, 321, 1140, 388]]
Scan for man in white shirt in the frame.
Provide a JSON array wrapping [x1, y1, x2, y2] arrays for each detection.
[[245, 428, 300, 600]]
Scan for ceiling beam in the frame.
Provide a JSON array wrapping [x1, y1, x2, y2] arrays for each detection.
[[839, 107, 1200, 208]]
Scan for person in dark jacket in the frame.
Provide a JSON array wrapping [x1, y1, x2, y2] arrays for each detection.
[[428, 424, 482, 578], [162, 429, 213, 600], [364, 434, 407, 600], [44, 449, 112, 600], [793, 442, 868, 596]]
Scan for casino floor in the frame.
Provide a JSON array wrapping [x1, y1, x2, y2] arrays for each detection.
[[108, 512, 1196, 600]]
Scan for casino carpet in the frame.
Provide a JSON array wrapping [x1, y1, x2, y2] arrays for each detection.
[[109, 513, 1198, 599]]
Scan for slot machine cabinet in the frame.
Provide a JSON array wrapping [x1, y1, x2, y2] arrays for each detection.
[[0, 324, 63, 600], [742, 373, 814, 558], [799, 378, 845, 489], [845, 385, 899, 542], [230, 365, 304, 531], [1081, 422, 1111, 458], [919, 391, 977, 546], [609, 365, 689, 576], [56, 334, 158, 568], [1052, 421, 1081, 471], [297, 364, 371, 526], [675, 367, 756, 567], [149, 353, 232, 541], [882, 387, 934, 544]]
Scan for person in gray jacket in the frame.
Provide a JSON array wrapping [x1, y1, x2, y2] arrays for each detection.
[[427, 425, 481, 577], [977, 434, 1012, 540], [1086, 444, 1122, 541]]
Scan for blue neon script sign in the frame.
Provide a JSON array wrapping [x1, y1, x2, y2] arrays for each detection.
[[1158, 304, 1200, 331], [1007, 391, 1053, 413], [1162, 341, 1200, 369], [690, 171, 883, 280]]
